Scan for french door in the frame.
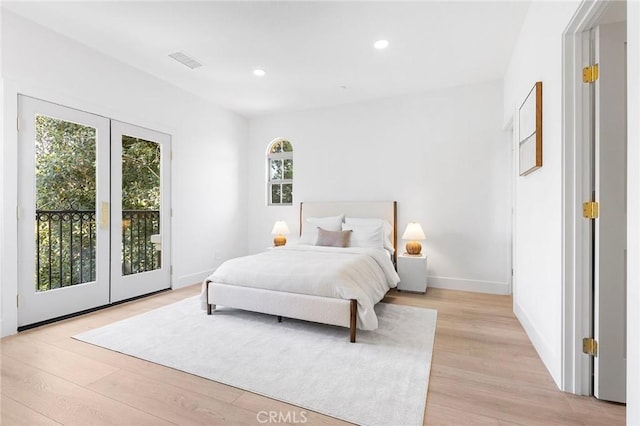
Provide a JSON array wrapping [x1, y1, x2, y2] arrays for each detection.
[[17, 96, 171, 327], [110, 120, 171, 303]]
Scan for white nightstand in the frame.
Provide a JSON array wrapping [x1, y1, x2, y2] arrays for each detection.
[[397, 253, 428, 293]]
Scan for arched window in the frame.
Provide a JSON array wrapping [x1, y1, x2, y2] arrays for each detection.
[[267, 139, 293, 205]]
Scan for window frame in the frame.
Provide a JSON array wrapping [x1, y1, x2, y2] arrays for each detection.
[[267, 139, 293, 206]]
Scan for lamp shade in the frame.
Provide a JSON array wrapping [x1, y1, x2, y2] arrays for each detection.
[[402, 222, 425, 240], [271, 221, 290, 235]]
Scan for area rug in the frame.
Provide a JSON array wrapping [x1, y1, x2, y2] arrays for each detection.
[[74, 296, 437, 426]]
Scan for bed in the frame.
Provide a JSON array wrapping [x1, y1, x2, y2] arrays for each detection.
[[202, 201, 399, 342]]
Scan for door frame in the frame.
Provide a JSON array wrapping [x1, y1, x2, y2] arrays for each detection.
[[561, 0, 615, 395], [11, 93, 172, 328], [2, 80, 175, 336], [504, 116, 516, 297]]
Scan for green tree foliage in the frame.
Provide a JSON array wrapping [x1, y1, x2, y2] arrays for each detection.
[[35, 116, 161, 210], [122, 135, 160, 210], [36, 116, 96, 210]]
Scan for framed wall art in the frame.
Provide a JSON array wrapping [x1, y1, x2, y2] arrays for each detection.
[[518, 81, 542, 176]]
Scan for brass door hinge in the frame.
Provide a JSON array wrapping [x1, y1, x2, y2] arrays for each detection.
[[583, 201, 599, 219], [583, 337, 598, 357], [583, 64, 599, 83]]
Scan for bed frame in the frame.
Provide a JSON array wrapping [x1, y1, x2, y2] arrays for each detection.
[[205, 201, 397, 343]]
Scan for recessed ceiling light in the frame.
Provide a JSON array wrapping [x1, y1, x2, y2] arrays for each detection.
[[253, 69, 266, 77], [374, 40, 389, 50]]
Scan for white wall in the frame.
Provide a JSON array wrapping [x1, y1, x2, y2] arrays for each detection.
[[247, 80, 511, 295], [627, 1, 640, 423], [0, 11, 248, 336], [503, 0, 582, 387]]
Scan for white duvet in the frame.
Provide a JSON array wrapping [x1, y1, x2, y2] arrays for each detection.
[[202, 245, 400, 330]]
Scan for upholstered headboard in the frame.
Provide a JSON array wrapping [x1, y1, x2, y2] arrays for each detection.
[[299, 201, 398, 265]]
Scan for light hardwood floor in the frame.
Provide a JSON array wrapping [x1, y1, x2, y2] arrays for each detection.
[[1, 285, 625, 425]]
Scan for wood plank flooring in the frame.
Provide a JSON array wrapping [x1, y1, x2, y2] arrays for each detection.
[[1, 285, 625, 425]]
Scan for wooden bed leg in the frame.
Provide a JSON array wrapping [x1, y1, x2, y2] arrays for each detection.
[[277, 316, 283, 323], [206, 280, 213, 315], [350, 299, 357, 343]]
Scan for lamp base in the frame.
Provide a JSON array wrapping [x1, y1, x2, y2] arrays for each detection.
[[273, 235, 287, 247], [405, 241, 422, 255]]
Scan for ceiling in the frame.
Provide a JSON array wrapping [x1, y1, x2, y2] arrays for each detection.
[[2, 1, 531, 118]]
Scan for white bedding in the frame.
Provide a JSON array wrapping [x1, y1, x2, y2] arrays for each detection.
[[202, 245, 400, 330]]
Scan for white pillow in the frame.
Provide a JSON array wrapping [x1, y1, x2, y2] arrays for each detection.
[[299, 215, 344, 245], [342, 222, 384, 249], [344, 217, 395, 253]]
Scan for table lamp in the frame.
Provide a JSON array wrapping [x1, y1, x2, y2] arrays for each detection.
[[402, 222, 425, 255], [271, 221, 290, 247]]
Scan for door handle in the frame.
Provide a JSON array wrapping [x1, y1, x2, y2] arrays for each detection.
[[100, 202, 109, 229]]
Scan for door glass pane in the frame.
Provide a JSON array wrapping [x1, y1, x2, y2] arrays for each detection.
[[35, 115, 96, 291], [121, 135, 161, 275]]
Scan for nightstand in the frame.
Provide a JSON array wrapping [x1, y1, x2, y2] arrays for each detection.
[[397, 253, 428, 293]]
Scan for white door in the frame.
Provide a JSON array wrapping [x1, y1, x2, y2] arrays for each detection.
[[18, 98, 172, 326], [18, 96, 111, 326], [593, 21, 627, 403], [110, 121, 171, 302]]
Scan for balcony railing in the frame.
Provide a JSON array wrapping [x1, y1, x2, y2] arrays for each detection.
[[121, 210, 161, 276], [35, 209, 160, 292]]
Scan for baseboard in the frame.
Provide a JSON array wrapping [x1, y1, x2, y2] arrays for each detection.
[[427, 276, 511, 295], [514, 299, 562, 389], [173, 269, 215, 290]]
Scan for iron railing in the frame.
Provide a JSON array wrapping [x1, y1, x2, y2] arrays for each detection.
[[35, 209, 160, 291], [121, 210, 161, 276]]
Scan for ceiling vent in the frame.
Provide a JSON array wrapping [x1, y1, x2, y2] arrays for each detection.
[[168, 51, 203, 69]]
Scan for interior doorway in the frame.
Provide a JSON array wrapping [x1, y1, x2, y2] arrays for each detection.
[[562, 0, 627, 403]]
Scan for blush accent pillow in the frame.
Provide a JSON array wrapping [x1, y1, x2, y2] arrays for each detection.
[[316, 227, 352, 248]]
